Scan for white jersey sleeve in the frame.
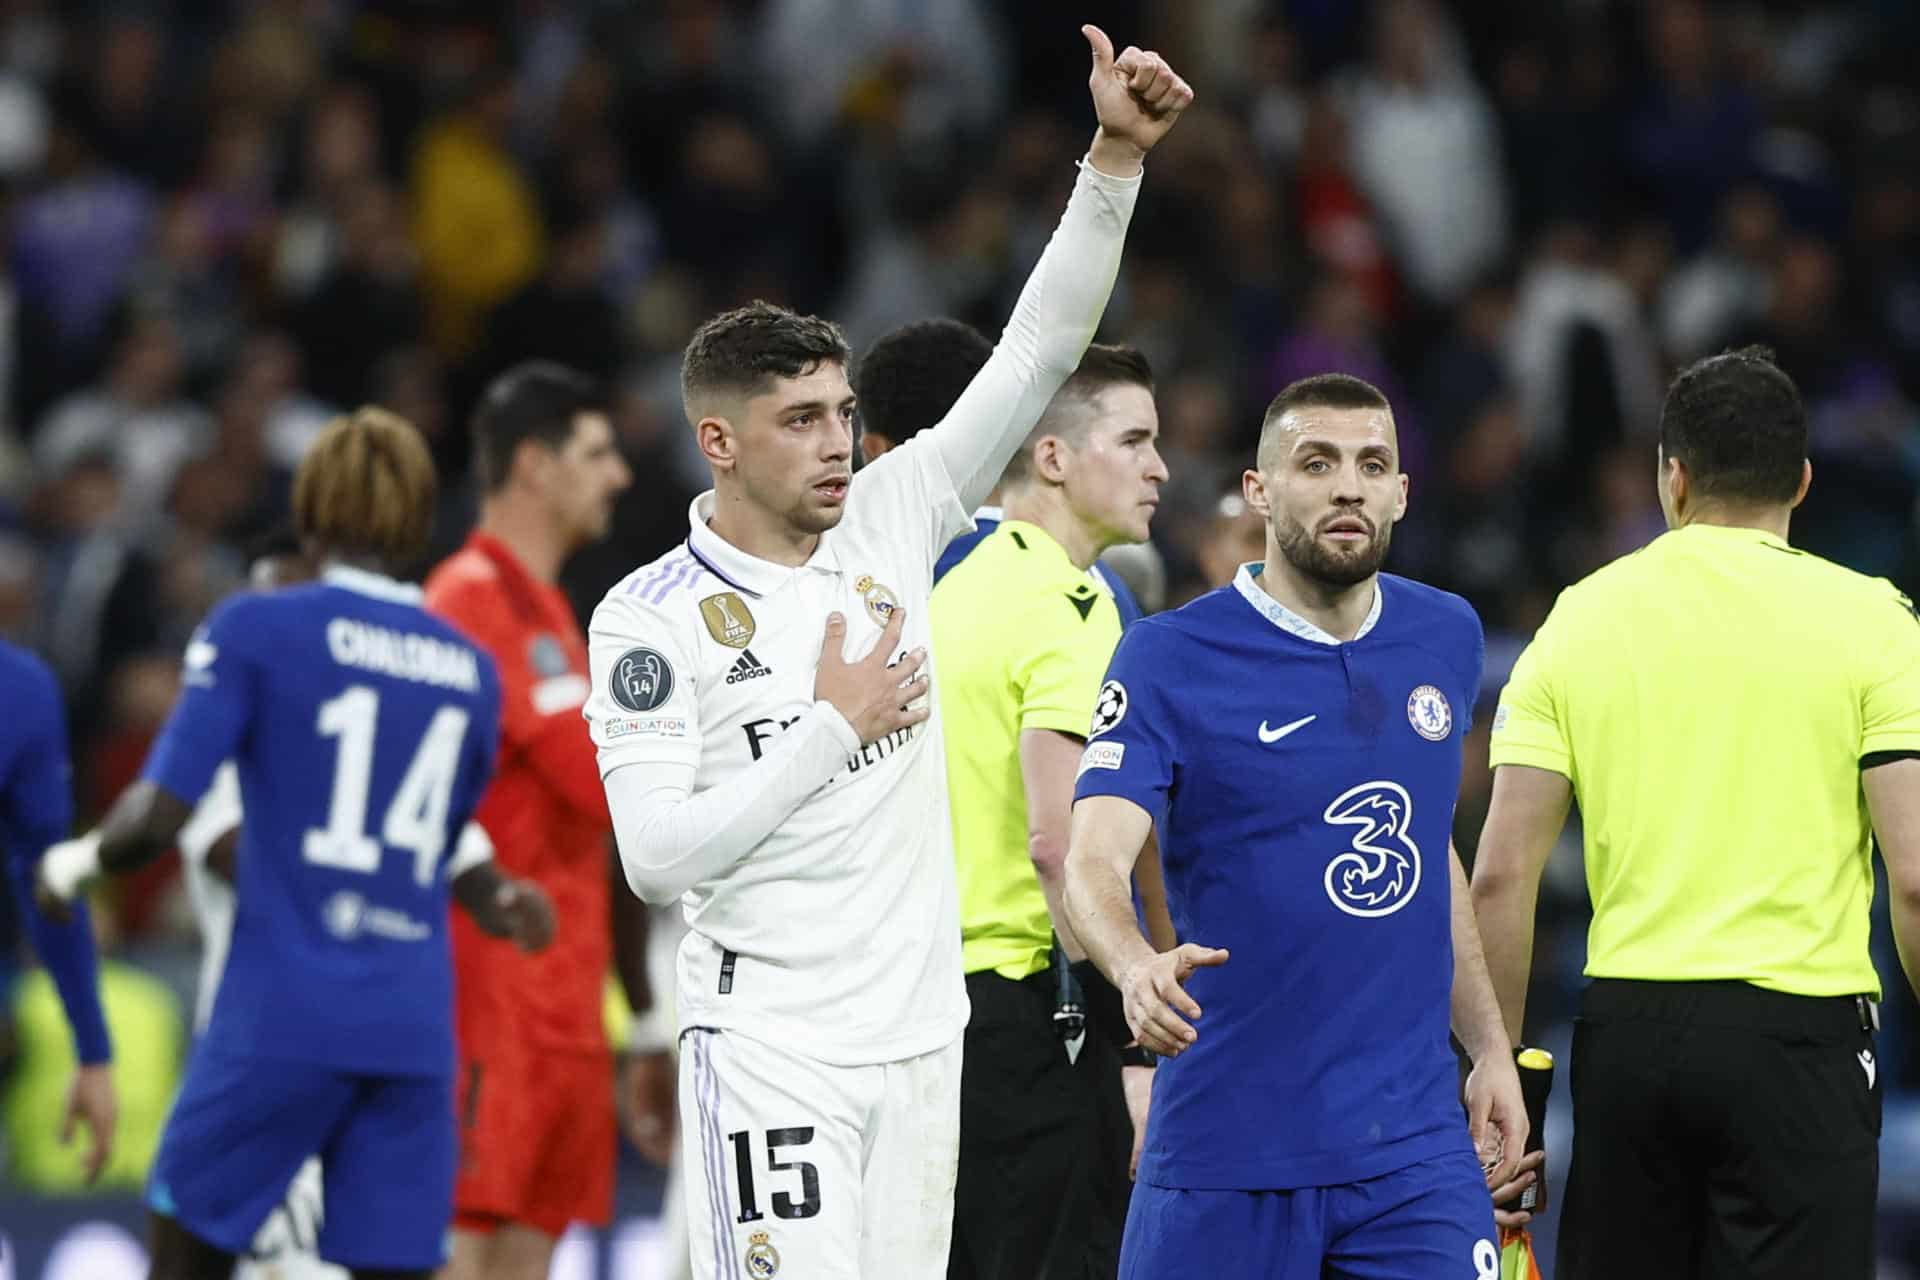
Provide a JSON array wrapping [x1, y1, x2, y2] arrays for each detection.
[[851, 156, 1142, 568], [177, 762, 242, 1033], [585, 587, 705, 777]]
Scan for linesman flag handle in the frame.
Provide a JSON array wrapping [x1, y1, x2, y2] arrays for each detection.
[[1500, 1047, 1555, 1280]]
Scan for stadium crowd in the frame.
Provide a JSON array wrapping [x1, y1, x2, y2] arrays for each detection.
[[1, 0, 1918, 1250]]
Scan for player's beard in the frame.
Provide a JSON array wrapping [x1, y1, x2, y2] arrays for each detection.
[[1273, 509, 1392, 587]]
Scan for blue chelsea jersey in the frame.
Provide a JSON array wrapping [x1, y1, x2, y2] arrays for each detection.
[[1074, 567, 1485, 1190], [142, 567, 501, 1077]]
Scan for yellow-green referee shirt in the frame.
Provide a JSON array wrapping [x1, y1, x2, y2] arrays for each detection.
[[933, 521, 1122, 981], [1490, 523, 1920, 997]]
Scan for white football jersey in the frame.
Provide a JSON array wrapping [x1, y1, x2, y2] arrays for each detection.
[[586, 436, 973, 1067]]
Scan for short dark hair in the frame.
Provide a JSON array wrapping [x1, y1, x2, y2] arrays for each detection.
[[1002, 343, 1156, 487], [1659, 345, 1806, 505], [853, 318, 993, 446], [1262, 372, 1391, 425], [681, 300, 851, 416], [1257, 373, 1393, 470], [471, 362, 604, 492]]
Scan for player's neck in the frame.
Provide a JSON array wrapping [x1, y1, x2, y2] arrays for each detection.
[[1002, 488, 1103, 569], [1258, 555, 1377, 642], [706, 491, 820, 568], [1676, 504, 1793, 541], [477, 498, 570, 584]]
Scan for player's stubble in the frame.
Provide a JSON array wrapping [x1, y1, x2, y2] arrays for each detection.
[[1273, 507, 1393, 587]]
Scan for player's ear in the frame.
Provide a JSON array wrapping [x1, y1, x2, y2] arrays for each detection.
[[1032, 435, 1069, 484], [1241, 467, 1271, 518], [696, 415, 738, 472], [1792, 458, 1811, 509], [509, 437, 553, 489], [1393, 471, 1409, 522]]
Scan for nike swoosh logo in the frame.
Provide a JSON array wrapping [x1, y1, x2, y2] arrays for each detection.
[[1258, 715, 1316, 743]]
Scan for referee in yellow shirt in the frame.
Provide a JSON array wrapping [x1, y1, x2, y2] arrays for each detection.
[[933, 344, 1172, 1280], [1470, 346, 1920, 1280]]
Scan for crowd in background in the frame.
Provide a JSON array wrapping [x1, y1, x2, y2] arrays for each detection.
[[1, 0, 1918, 1198]]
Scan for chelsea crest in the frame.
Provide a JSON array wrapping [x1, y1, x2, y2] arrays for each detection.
[[1406, 685, 1452, 741]]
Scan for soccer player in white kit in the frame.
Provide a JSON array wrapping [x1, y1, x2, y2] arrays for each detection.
[[583, 26, 1191, 1278]]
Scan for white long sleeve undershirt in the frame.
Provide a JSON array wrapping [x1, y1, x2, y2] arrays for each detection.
[[606, 702, 860, 904]]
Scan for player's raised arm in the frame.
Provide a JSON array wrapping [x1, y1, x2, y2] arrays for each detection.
[[925, 26, 1191, 513]]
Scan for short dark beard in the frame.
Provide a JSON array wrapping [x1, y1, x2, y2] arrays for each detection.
[[1273, 510, 1392, 587]]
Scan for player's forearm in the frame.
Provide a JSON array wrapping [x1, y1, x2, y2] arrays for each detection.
[[451, 861, 519, 939], [4, 854, 110, 1064], [1064, 850, 1156, 989], [94, 781, 194, 876], [933, 157, 1142, 511], [609, 854, 658, 1014], [606, 702, 860, 903], [1029, 839, 1088, 962], [1448, 848, 1513, 1064], [1867, 760, 1920, 1001], [1469, 859, 1538, 1047]]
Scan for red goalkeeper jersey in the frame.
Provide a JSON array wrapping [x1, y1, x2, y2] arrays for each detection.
[[426, 531, 612, 1055]]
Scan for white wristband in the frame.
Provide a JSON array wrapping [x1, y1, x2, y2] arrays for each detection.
[[626, 1003, 675, 1056], [40, 831, 103, 901]]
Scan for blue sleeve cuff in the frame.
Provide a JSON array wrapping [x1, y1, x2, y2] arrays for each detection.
[[6, 857, 111, 1063]]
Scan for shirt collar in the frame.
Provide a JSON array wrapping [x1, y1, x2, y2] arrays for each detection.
[[685, 491, 841, 599], [323, 563, 424, 605], [466, 529, 535, 588], [1232, 562, 1382, 645], [972, 504, 1005, 523], [1670, 522, 1790, 551]]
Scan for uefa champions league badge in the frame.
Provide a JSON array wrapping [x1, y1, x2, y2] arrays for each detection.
[[1089, 680, 1128, 738], [1407, 685, 1452, 741], [745, 1230, 781, 1277]]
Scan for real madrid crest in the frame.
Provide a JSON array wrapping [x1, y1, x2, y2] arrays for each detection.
[[700, 591, 757, 648], [853, 574, 899, 626], [745, 1230, 781, 1278], [1407, 684, 1453, 741]]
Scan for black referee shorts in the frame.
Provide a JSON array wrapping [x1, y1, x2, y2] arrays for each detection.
[[949, 969, 1133, 1280], [1559, 978, 1881, 1280]]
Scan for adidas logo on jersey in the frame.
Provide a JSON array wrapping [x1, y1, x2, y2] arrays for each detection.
[[726, 649, 773, 684]]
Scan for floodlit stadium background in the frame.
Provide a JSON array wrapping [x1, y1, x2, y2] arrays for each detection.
[[2, 0, 1919, 1275]]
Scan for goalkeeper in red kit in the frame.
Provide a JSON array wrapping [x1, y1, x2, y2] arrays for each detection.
[[426, 363, 677, 1280]]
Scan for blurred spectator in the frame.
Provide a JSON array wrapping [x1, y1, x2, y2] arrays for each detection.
[[273, 81, 387, 303], [1626, 0, 1759, 254], [8, 94, 155, 404], [32, 314, 210, 535], [1507, 223, 1664, 479], [1660, 183, 1782, 361], [472, 196, 624, 388], [409, 68, 545, 359], [293, 180, 425, 409], [1340, 0, 1507, 307], [758, 0, 1006, 150]]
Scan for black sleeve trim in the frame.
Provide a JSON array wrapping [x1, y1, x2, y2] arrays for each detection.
[[1863, 751, 1920, 771]]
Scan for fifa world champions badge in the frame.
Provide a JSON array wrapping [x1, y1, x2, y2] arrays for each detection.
[[745, 1230, 781, 1278], [700, 592, 757, 648]]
